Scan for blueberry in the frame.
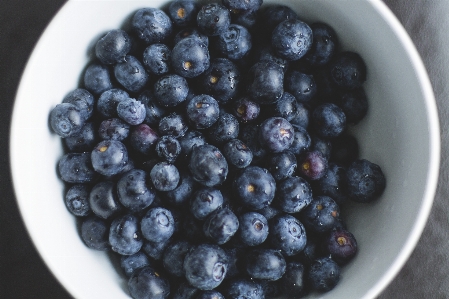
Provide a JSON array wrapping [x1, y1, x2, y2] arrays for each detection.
[[271, 19, 313, 61], [117, 169, 156, 212], [183, 244, 228, 290], [310, 134, 332, 161], [237, 212, 268, 246], [189, 144, 228, 187], [300, 195, 340, 233], [154, 74, 189, 108], [155, 135, 181, 163], [80, 215, 110, 251], [171, 37, 210, 78], [58, 152, 97, 183], [284, 70, 317, 103], [223, 0, 262, 13], [222, 139, 253, 169], [196, 290, 225, 299], [207, 112, 239, 145], [174, 27, 209, 47], [279, 262, 306, 297], [312, 103, 346, 139], [307, 257, 340, 292], [83, 63, 113, 95], [50, 103, 86, 138], [178, 130, 206, 160], [158, 113, 189, 137], [142, 239, 171, 260], [165, 170, 198, 207], [91, 140, 129, 176], [141, 207, 175, 242], [314, 163, 348, 205], [256, 45, 290, 74], [89, 180, 122, 219], [245, 248, 286, 281], [329, 51, 367, 90], [289, 102, 310, 129], [142, 43, 171, 76], [262, 4, 298, 34], [231, 96, 260, 123], [150, 162, 180, 191], [138, 90, 168, 126], [95, 29, 131, 64], [275, 176, 313, 213], [290, 125, 312, 156], [215, 24, 252, 60], [346, 159, 386, 203], [132, 8, 173, 44], [162, 240, 193, 277], [196, 3, 230, 36], [330, 134, 359, 166], [265, 151, 297, 181], [65, 184, 91, 217], [97, 88, 130, 119], [222, 278, 264, 299], [128, 266, 171, 299], [302, 22, 339, 67], [247, 61, 284, 105], [196, 58, 240, 104], [273, 92, 301, 122], [186, 94, 220, 129], [120, 251, 152, 278], [62, 88, 95, 120], [114, 55, 149, 93], [203, 207, 239, 245], [325, 228, 358, 265], [233, 166, 276, 210], [172, 282, 199, 299], [258, 117, 294, 153], [98, 118, 130, 141], [109, 213, 143, 255], [169, 0, 200, 27], [239, 124, 267, 164], [190, 187, 223, 220], [129, 124, 159, 155], [268, 214, 307, 256], [298, 150, 329, 181], [231, 9, 258, 31], [116, 97, 146, 125], [334, 87, 369, 125]]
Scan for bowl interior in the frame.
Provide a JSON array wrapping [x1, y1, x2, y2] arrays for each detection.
[[10, 0, 439, 298]]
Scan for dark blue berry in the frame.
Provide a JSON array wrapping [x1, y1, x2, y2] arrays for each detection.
[[232, 96, 260, 123], [62, 88, 95, 120], [172, 282, 199, 299], [80, 215, 110, 250], [203, 207, 239, 245], [329, 51, 367, 90], [271, 19, 313, 61], [247, 61, 284, 105], [155, 135, 181, 163], [265, 151, 297, 181], [307, 257, 340, 292], [129, 124, 159, 155], [239, 124, 267, 164], [83, 63, 113, 95], [300, 195, 340, 233], [216, 24, 252, 60], [95, 29, 131, 64], [174, 27, 209, 47], [169, 0, 200, 27], [143, 44, 170, 76], [334, 87, 368, 125], [302, 22, 339, 67], [237, 212, 268, 246], [150, 162, 180, 191], [222, 139, 253, 169], [89, 180, 122, 219], [233, 166, 276, 210], [298, 150, 329, 181], [58, 152, 97, 183], [154, 74, 189, 108], [109, 213, 143, 255], [279, 262, 306, 297], [223, 0, 262, 13], [290, 124, 311, 156], [256, 45, 290, 73], [128, 266, 171, 299], [114, 55, 149, 93], [138, 90, 168, 126], [314, 163, 348, 205], [65, 184, 91, 217], [189, 144, 228, 187], [325, 228, 358, 265], [158, 113, 188, 137], [50, 103, 86, 138], [197, 3, 230, 36], [346, 159, 386, 203], [91, 140, 129, 176], [310, 134, 332, 160], [258, 117, 294, 153], [186, 94, 220, 129], [97, 88, 130, 119], [183, 244, 228, 290], [268, 214, 307, 256], [165, 170, 197, 207], [245, 248, 286, 281], [98, 118, 130, 141], [222, 278, 264, 299], [117, 169, 156, 212], [171, 37, 210, 78], [120, 251, 152, 278], [284, 70, 316, 103], [256, 205, 282, 221], [141, 207, 175, 243], [275, 176, 313, 213], [190, 187, 223, 220], [178, 130, 206, 160], [142, 239, 171, 260], [132, 8, 173, 44], [274, 92, 301, 122], [312, 103, 346, 139], [162, 240, 193, 277], [262, 5, 298, 34], [207, 112, 239, 145]]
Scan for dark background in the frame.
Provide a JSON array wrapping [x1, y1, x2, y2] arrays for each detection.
[[1, 1, 447, 298]]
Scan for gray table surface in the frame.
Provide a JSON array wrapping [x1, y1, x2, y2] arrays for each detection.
[[0, 0, 446, 298]]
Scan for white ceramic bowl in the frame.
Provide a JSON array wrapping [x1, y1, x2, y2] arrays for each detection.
[[10, 0, 440, 298]]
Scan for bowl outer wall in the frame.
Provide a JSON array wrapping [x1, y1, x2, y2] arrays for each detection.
[[9, 0, 440, 299]]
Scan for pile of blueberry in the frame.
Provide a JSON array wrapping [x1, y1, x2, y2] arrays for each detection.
[[49, 0, 386, 298]]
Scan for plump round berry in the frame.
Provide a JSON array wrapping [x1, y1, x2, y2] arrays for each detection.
[[329, 51, 367, 90], [65, 184, 91, 217], [97, 88, 129, 119], [143, 44, 171, 76], [203, 207, 239, 244], [150, 162, 180, 191], [245, 248, 286, 281], [239, 124, 267, 164], [171, 37, 210, 78], [58, 152, 97, 183], [284, 70, 316, 103], [89, 180, 122, 220], [190, 187, 223, 220], [132, 8, 173, 44], [91, 140, 129, 176], [302, 22, 339, 67], [312, 103, 347, 139], [222, 139, 253, 169], [265, 151, 297, 181], [233, 166, 276, 210], [196, 3, 231, 36], [95, 29, 131, 65], [186, 94, 220, 129], [80, 215, 110, 251], [258, 117, 294, 153], [183, 244, 228, 290], [232, 96, 260, 123], [247, 61, 284, 105], [117, 98, 146, 125], [325, 228, 358, 265], [120, 252, 152, 278], [154, 74, 189, 108], [141, 207, 175, 242], [129, 124, 159, 155], [275, 176, 313, 213], [174, 27, 209, 47], [128, 266, 170, 299], [307, 257, 341, 292], [215, 24, 252, 60], [50, 103, 86, 138], [207, 112, 239, 145], [346, 159, 386, 203], [290, 125, 312, 156], [109, 213, 143, 255], [142, 239, 171, 261], [223, 278, 264, 299], [300, 196, 340, 233], [334, 87, 369, 125], [262, 4, 298, 33], [162, 240, 193, 277], [62, 88, 95, 120], [189, 144, 228, 187], [271, 19, 313, 61], [138, 90, 167, 126], [257, 45, 290, 73], [314, 163, 348, 205], [114, 55, 149, 93], [98, 118, 130, 141], [155, 135, 181, 163], [298, 150, 329, 181], [237, 212, 268, 246], [117, 169, 155, 212], [178, 130, 206, 159], [83, 63, 113, 95], [165, 170, 197, 207], [168, 0, 200, 27], [158, 113, 188, 137], [268, 214, 307, 256]]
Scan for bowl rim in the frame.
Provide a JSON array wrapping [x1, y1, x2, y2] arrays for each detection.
[[9, 0, 440, 298]]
